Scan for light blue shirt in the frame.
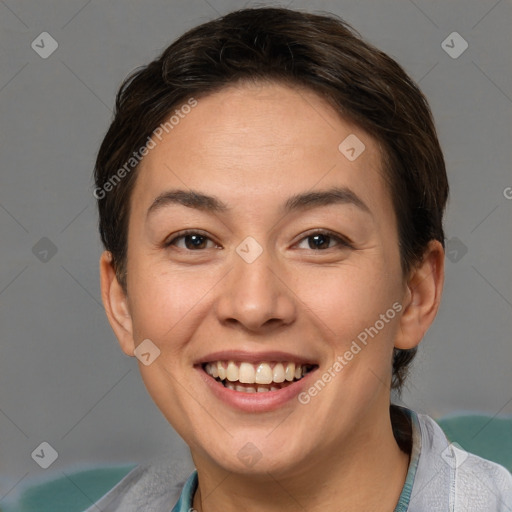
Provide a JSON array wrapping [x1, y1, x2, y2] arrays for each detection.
[[171, 409, 421, 511], [87, 407, 512, 511]]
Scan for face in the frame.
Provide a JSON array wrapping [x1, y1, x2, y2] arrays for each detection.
[[110, 82, 413, 477]]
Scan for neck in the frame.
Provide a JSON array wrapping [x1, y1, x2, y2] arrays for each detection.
[[192, 406, 411, 512]]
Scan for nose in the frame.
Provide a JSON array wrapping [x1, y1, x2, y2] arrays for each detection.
[[214, 248, 297, 333]]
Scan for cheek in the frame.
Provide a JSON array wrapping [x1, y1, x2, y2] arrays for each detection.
[[294, 263, 400, 334], [291, 263, 403, 390], [126, 259, 219, 351]]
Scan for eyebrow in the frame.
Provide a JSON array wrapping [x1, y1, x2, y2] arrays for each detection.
[[146, 186, 371, 218], [284, 187, 371, 215]]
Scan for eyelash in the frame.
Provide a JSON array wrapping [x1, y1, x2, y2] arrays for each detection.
[[164, 229, 353, 251]]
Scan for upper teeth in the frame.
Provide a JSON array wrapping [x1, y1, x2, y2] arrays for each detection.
[[204, 361, 311, 384]]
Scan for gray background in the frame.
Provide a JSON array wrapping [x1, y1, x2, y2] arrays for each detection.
[[1, 0, 511, 505]]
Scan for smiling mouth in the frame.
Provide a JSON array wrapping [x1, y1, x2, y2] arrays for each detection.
[[202, 361, 318, 393]]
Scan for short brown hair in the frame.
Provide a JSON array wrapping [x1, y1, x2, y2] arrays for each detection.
[[94, 7, 448, 391]]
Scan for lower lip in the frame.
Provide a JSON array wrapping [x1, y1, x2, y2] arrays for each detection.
[[196, 366, 318, 412]]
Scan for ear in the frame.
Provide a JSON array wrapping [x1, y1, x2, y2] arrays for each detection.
[[99, 251, 135, 357], [395, 240, 445, 350]]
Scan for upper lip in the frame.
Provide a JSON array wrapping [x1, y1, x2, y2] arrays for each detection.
[[195, 350, 318, 365]]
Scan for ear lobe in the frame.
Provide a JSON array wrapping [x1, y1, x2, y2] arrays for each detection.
[[395, 240, 445, 350], [99, 251, 135, 357]]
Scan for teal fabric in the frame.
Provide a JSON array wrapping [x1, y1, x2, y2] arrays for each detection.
[[171, 470, 198, 512], [393, 408, 421, 512], [437, 414, 512, 473], [3, 414, 511, 512], [1, 466, 135, 512]]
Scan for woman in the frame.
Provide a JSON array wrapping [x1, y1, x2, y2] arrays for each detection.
[[91, 7, 512, 511]]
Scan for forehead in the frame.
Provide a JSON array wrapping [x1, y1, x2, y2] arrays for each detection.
[[131, 82, 392, 222]]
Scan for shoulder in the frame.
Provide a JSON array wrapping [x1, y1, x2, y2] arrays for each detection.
[[450, 443, 512, 511], [411, 411, 512, 511], [84, 455, 193, 512]]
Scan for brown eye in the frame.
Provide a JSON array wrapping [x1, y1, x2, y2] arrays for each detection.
[[308, 233, 332, 250], [183, 234, 208, 249], [296, 230, 352, 251], [166, 231, 217, 250]]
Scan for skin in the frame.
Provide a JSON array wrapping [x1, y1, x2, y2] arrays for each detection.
[[100, 81, 444, 511]]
